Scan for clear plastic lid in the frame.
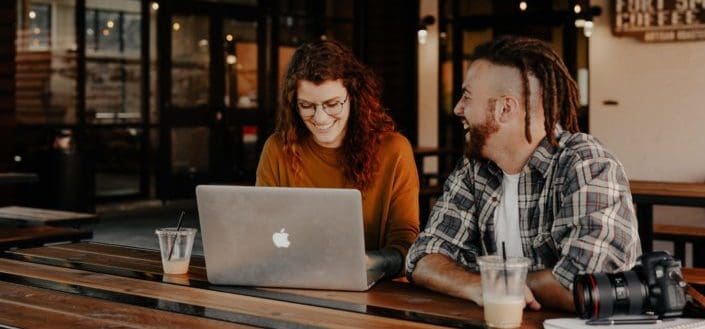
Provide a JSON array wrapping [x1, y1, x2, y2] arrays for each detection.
[[155, 227, 198, 236], [476, 255, 531, 269]]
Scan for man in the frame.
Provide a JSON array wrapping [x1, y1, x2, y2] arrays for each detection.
[[405, 36, 641, 312]]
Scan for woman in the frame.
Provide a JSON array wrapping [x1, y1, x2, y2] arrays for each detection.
[[256, 41, 419, 277]]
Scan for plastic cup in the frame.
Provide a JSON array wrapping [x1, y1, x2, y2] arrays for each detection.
[[155, 227, 197, 275], [477, 255, 531, 329]]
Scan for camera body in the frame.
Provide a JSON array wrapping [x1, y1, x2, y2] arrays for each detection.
[[573, 251, 687, 319], [636, 251, 687, 317]]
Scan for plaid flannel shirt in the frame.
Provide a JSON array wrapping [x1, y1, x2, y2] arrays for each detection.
[[406, 128, 641, 289]]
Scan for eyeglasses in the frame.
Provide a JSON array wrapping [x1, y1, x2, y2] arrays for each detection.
[[297, 95, 348, 118]]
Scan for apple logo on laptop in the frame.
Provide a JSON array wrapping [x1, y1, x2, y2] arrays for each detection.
[[272, 228, 290, 248]]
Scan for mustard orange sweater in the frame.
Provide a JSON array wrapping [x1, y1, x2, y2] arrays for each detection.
[[255, 132, 420, 257]]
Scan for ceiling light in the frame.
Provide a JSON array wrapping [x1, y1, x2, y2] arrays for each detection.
[[417, 15, 435, 45], [583, 20, 594, 38]]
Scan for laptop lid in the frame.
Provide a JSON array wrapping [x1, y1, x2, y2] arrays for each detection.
[[196, 185, 380, 291]]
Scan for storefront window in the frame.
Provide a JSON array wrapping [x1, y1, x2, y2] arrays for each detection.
[[85, 1, 142, 124], [16, 0, 76, 124]]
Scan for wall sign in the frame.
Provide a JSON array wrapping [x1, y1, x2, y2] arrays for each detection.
[[613, 0, 705, 42]]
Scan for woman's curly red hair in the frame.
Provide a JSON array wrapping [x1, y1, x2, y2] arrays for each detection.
[[277, 40, 394, 190]]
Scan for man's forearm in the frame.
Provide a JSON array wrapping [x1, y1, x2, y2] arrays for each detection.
[[526, 269, 575, 312], [411, 253, 482, 304]]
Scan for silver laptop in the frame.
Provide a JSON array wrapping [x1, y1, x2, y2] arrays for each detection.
[[196, 185, 385, 291]]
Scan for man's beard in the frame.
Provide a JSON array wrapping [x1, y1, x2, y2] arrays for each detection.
[[464, 113, 499, 161]]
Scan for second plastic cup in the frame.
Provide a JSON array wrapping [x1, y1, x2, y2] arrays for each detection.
[[155, 227, 197, 275], [477, 255, 531, 329]]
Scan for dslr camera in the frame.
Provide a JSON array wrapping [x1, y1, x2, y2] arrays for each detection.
[[573, 251, 687, 319]]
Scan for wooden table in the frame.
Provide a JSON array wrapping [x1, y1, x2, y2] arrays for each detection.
[[0, 226, 92, 250], [0, 206, 98, 228], [630, 180, 705, 257], [0, 242, 570, 328]]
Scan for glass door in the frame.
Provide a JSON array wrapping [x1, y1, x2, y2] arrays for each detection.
[[157, 2, 261, 199]]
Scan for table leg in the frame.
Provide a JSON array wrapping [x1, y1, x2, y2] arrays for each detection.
[[636, 203, 653, 253]]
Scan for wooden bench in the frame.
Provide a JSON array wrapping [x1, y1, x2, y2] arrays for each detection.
[[414, 147, 460, 228], [0, 172, 39, 185], [683, 267, 705, 286], [0, 206, 98, 228], [0, 226, 92, 250], [654, 224, 705, 268]]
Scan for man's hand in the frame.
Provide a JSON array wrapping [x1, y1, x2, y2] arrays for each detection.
[[412, 253, 484, 305], [524, 285, 541, 310], [525, 269, 575, 312], [412, 254, 569, 311], [462, 284, 541, 310]]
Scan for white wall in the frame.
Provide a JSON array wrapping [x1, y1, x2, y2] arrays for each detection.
[[589, 0, 705, 262], [590, 0, 705, 182]]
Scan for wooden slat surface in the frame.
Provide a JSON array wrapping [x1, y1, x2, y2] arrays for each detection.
[[9, 243, 567, 328], [0, 206, 97, 223], [52, 241, 207, 267], [14, 244, 207, 277], [630, 180, 705, 198], [0, 258, 445, 329], [0, 281, 252, 329], [0, 226, 91, 250]]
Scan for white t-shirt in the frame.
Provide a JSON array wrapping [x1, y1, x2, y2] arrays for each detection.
[[494, 172, 523, 257]]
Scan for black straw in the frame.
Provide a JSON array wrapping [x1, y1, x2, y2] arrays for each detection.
[[501, 241, 508, 293], [167, 211, 186, 261]]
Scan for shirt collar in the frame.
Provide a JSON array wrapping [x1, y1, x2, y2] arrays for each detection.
[[526, 125, 565, 177], [478, 125, 567, 178]]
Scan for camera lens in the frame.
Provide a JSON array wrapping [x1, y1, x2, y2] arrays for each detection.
[[573, 271, 648, 319]]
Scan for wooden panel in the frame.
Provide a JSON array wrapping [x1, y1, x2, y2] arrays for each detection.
[[0, 259, 445, 329], [630, 180, 705, 198], [0, 281, 252, 329]]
